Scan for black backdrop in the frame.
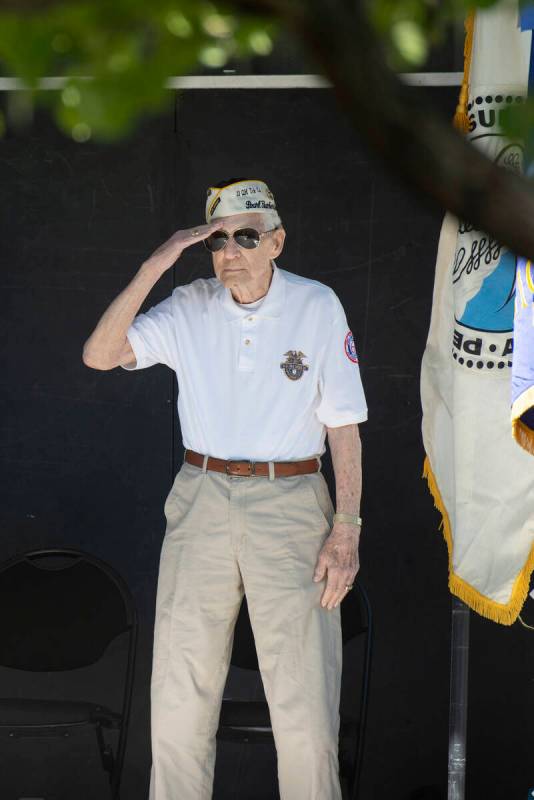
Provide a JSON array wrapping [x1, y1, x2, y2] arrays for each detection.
[[2, 83, 534, 800]]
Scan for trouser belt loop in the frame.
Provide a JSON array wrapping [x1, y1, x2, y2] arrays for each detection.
[[268, 461, 275, 481], [202, 454, 209, 474]]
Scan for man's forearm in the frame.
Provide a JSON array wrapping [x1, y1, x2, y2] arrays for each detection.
[[326, 423, 362, 519], [82, 222, 222, 370], [82, 259, 166, 370]]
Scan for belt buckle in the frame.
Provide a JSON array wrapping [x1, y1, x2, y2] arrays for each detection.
[[225, 460, 256, 477]]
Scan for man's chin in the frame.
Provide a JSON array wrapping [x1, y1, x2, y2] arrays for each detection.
[[220, 269, 248, 282]]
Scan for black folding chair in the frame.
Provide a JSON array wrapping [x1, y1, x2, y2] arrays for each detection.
[[0, 548, 138, 799], [217, 578, 373, 800]]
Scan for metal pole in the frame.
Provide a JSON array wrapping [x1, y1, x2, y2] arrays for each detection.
[[448, 596, 470, 800]]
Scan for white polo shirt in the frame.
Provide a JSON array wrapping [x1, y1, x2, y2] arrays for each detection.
[[121, 259, 368, 460]]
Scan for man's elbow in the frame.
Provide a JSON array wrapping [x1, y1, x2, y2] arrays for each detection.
[[82, 346, 113, 371]]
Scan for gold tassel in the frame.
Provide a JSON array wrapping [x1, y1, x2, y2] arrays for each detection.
[[422, 455, 534, 626], [511, 386, 534, 455], [453, 10, 475, 133], [512, 418, 534, 455]]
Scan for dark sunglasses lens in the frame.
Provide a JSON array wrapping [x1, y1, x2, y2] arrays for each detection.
[[234, 228, 260, 249], [205, 232, 228, 252]]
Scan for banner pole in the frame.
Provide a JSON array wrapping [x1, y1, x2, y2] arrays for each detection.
[[447, 596, 470, 800]]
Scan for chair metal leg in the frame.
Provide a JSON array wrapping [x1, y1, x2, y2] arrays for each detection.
[[447, 597, 470, 800], [350, 585, 373, 800]]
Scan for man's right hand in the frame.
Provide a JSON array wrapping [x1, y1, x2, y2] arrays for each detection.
[[145, 220, 225, 274]]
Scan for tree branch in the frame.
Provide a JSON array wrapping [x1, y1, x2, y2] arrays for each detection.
[[230, 0, 534, 260]]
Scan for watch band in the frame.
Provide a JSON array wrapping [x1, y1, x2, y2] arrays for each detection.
[[333, 512, 362, 526]]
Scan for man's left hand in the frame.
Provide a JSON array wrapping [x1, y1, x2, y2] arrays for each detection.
[[312, 522, 360, 610]]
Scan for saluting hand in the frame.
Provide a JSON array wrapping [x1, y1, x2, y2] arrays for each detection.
[[313, 523, 360, 610], [145, 220, 225, 274]]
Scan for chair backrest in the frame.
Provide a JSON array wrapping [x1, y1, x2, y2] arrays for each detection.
[[0, 548, 136, 671], [230, 578, 371, 670]]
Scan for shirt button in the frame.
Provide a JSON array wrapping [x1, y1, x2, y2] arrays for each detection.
[[248, 316, 254, 321], [244, 338, 251, 345]]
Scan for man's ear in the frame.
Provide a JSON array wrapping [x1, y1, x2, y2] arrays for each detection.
[[270, 227, 286, 258]]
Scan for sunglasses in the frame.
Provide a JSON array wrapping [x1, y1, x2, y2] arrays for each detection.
[[203, 226, 278, 253]]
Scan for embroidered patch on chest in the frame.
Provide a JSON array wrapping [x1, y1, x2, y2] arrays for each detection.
[[344, 331, 359, 363], [280, 351, 309, 381]]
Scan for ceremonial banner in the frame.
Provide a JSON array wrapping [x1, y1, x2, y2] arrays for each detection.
[[420, 3, 534, 624]]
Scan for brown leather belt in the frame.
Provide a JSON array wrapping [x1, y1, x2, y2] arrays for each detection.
[[184, 449, 320, 477]]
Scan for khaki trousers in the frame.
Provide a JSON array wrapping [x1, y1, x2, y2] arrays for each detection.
[[148, 456, 343, 800]]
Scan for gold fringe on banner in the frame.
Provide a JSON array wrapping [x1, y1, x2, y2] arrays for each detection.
[[422, 455, 534, 625], [453, 10, 476, 133], [511, 386, 534, 455]]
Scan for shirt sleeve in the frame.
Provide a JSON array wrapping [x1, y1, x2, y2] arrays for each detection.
[[315, 291, 368, 426], [120, 293, 176, 371]]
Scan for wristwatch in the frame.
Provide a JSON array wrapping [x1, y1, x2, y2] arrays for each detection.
[[333, 512, 362, 526]]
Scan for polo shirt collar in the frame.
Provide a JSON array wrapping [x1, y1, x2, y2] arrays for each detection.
[[218, 259, 286, 322]]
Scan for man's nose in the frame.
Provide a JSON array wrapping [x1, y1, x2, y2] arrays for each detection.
[[224, 236, 242, 258]]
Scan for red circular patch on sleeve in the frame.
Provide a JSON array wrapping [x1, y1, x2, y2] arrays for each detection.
[[344, 330, 359, 363]]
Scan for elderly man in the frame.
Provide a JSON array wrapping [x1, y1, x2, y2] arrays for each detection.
[[83, 177, 367, 800]]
